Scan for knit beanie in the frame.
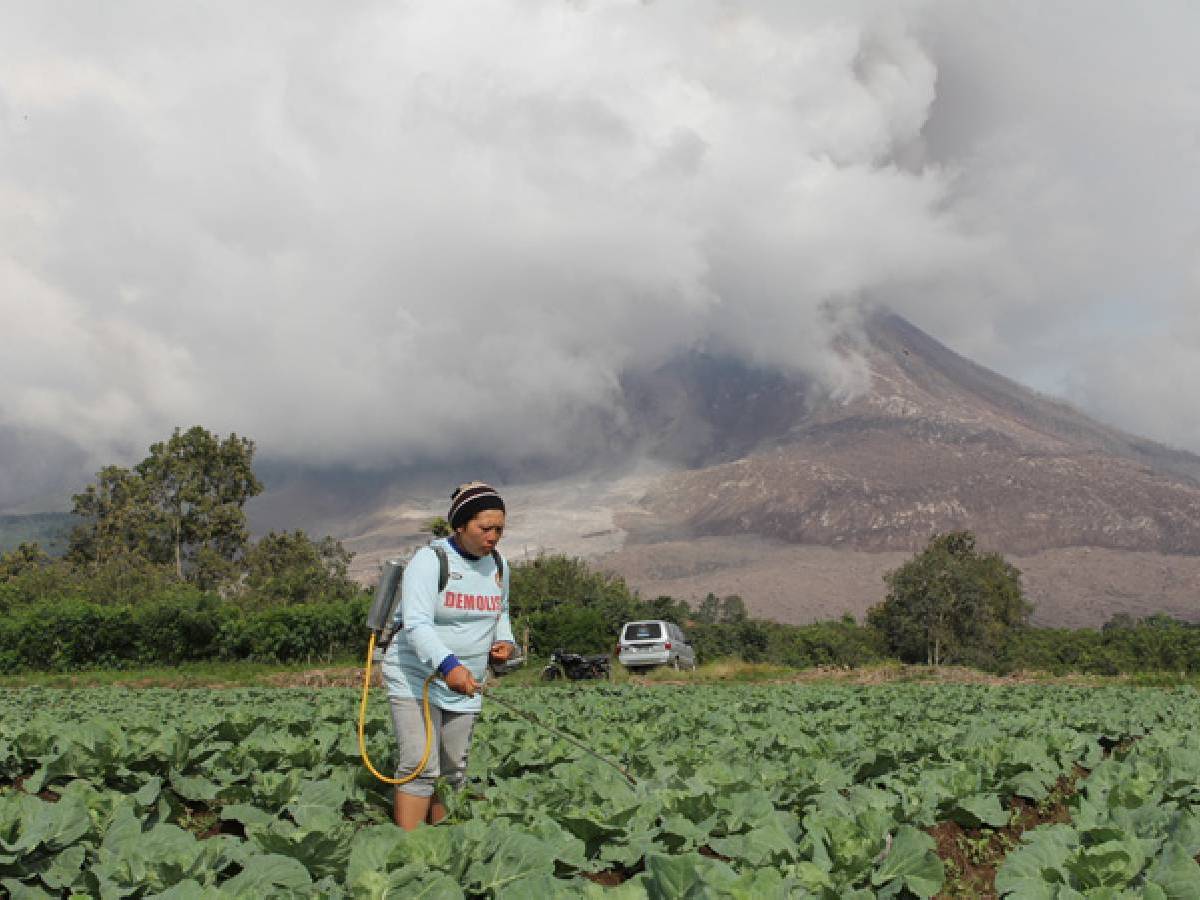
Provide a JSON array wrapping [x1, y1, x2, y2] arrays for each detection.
[[448, 481, 505, 530]]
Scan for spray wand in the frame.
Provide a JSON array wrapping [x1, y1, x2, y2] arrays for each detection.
[[479, 677, 638, 787]]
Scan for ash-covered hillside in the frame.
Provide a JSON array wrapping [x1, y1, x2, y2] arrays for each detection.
[[628, 311, 1200, 557]]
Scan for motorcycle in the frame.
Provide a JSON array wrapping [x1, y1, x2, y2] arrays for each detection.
[[541, 648, 611, 681]]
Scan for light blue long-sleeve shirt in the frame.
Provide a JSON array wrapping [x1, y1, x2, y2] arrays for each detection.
[[381, 538, 513, 713]]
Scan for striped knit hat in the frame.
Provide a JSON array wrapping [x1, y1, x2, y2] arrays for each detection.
[[448, 481, 505, 530]]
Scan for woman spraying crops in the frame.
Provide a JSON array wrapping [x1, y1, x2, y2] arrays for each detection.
[[381, 481, 516, 830]]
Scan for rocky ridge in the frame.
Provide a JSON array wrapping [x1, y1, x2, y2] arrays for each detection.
[[631, 312, 1200, 557]]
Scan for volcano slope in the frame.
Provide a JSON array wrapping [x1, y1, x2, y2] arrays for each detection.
[[597, 312, 1200, 627]]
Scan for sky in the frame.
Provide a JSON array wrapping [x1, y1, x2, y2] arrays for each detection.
[[1, 1, 1198, 511]]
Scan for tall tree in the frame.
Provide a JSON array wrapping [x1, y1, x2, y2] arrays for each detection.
[[135, 427, 262, 584], [69, 427, 263, 586], [868, 531, 1031, 666]]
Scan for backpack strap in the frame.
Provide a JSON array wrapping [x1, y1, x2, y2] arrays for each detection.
[[433, 544, 449, 593], [433, 543, 503, 591], [379, 544, 455, 650]]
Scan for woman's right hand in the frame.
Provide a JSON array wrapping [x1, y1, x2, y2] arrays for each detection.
[[444, 665, 478, 696]]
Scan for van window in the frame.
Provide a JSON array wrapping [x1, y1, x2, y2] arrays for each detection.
[[623, 622, 662, 641]]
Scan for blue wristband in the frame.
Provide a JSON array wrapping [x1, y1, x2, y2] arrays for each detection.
[[437, 654, 462, 677]]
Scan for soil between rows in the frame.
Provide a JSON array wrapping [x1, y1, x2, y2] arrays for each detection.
[[258, 663, 1125, 691], [928, 773, 1081, 900]]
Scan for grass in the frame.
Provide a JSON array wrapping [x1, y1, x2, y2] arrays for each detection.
[[491, 657, 797, 687], [641, 659, 796, 683], [1123, 670, 1200, 689], [0, 656, 364, 689], [504, 658, 845, 686]]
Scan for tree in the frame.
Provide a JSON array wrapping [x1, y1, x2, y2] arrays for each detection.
[[510, 554, 641, 620], [0, 542, 50, 578], [868, 531, 1031, 666], [240, 530, 359, 605], [533, 606, 609, 655], [644, 594, 692, 624], [695, 592, 721, 624], [718, 594, 748, 624], [509, 554, 678, 654], [68, 465, 158, 567], [421, 517, 451, 538], [1102, 612, 1136, 632], [137, 427, 263, 584], [69, 427, 263, 587]]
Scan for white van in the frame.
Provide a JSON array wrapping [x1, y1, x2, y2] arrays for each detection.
[[617, 620, 696, 671]]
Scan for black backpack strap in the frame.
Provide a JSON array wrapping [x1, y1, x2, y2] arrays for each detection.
[[432, 544, 500, 591], [382, 545, 451, 648], [434, 544, 449, 593]]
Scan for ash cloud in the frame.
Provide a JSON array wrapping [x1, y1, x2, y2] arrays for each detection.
[[1, 1, 1198, 509], [904, 2, 1200, 451]]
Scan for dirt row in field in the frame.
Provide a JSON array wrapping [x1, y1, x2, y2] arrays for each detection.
[[265, 667, 383, 688], [621, 664, 1119, 689], [253, 662, 1129, 690], [1, 662, 1150, 691]]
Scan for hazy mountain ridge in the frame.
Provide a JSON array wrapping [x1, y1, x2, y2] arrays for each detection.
[[0, 511, 74, 556]]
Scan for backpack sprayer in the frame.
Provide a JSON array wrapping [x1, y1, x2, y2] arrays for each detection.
[[357, 551, 637, 789], [358, 555, 436, 786]]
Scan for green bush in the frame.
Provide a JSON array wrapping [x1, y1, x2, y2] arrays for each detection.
[[3, 545, 1197, 678], [0, 555, 183, 609], [0, 595, 371, 673], [996, 618, 1200, 676], [133, 595, 234, 662], [218, 599, 369, 663], [686, 619, 885, 667], [766, 619, 887, 668], [526, 606, 611, 655], [1, 602, 132, 671]]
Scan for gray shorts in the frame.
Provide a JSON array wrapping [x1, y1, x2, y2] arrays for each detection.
[[389, 696, 477, 799]]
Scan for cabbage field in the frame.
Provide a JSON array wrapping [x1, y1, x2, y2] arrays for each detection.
[[3, 682, 1200, 898]]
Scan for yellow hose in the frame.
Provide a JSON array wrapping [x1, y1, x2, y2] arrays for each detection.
[[357, 631, 436, 786]]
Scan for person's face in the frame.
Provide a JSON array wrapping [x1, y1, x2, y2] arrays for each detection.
[[456, 509, 505, 557]]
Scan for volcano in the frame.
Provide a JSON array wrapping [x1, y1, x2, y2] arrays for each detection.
[[628, 311, 1200, 555]]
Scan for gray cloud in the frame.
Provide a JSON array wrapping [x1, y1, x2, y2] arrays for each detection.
[[2, 1, 1198, 509]]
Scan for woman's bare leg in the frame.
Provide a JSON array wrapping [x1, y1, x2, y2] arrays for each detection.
[[395, 789, 431, 831], [427, 798, 448, 825]]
